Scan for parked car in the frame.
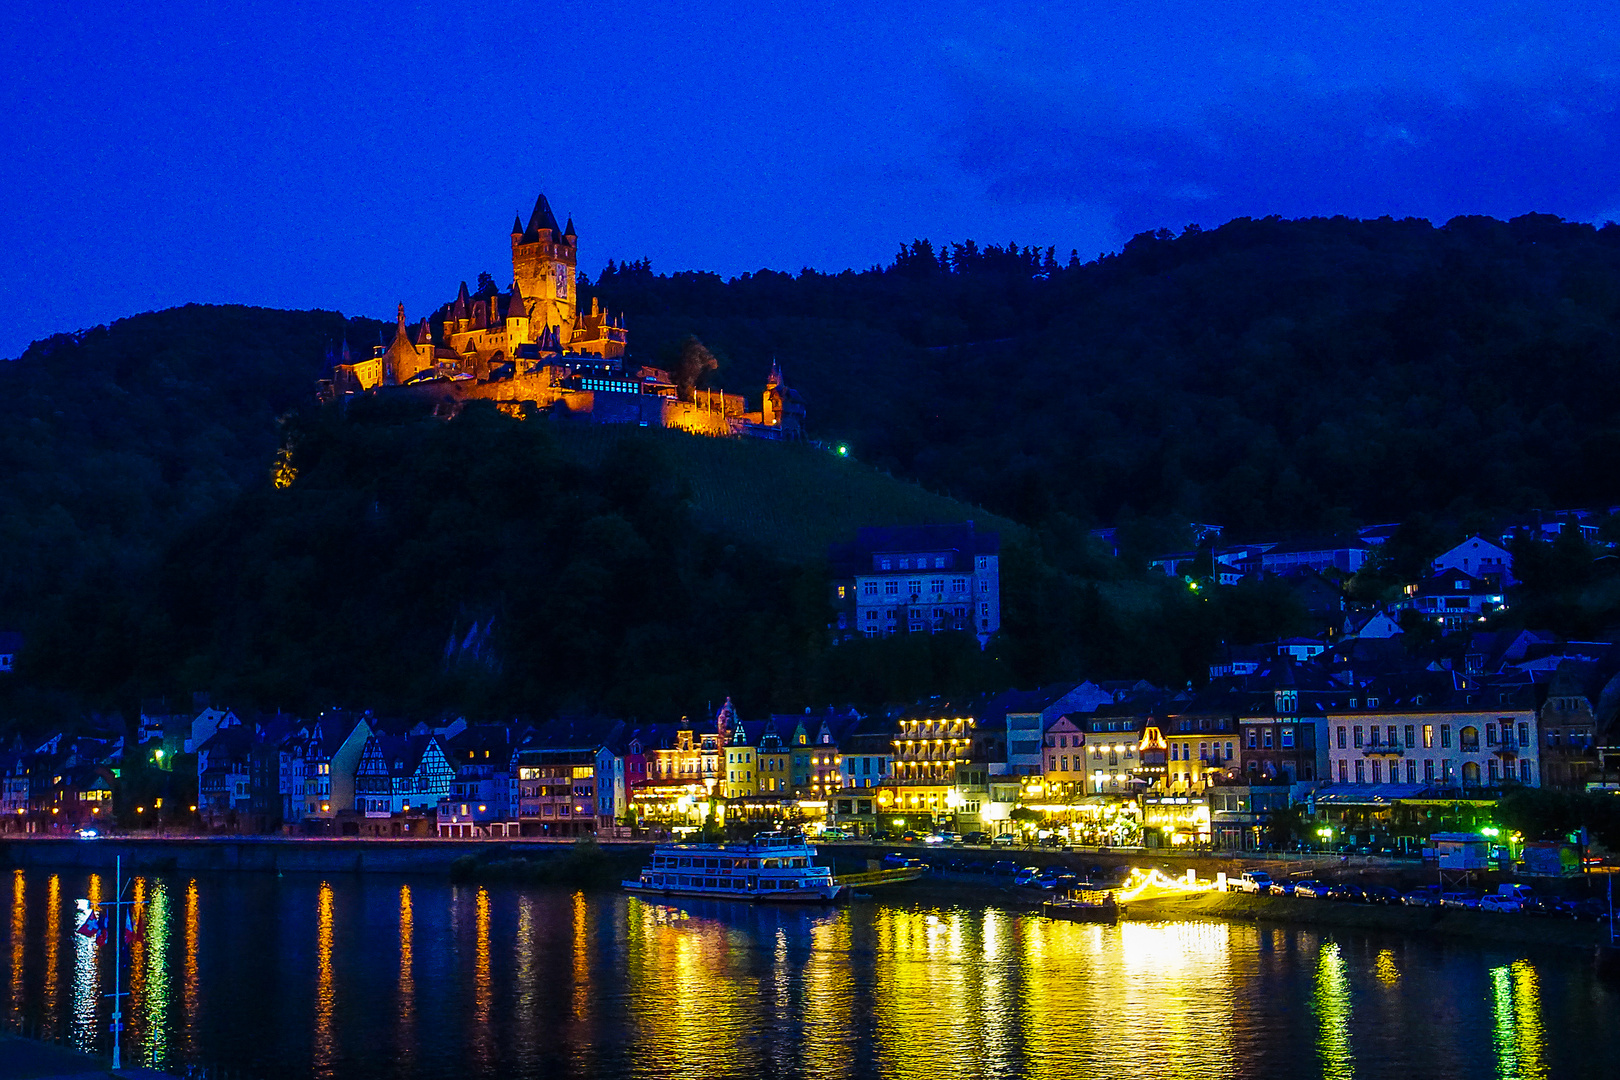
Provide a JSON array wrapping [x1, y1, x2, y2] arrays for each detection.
[[899, 831, 920, 843], [1041, 871, 1080, 891], [1362, 885, 1400, 905], [1271, 879, 1297, 897], [1013, 867, 1042, 887], [1326, 883, 1365, 903], [820, 828, 852, 840], [1480, 894, 1523, 914], [1039, 834, 1065, 848], [1229, 870, 1272, 894], [871, 831, 891, 842], [991, 833, 1018, 847], [882, 852, 912, 869], [990, 860, 1020, 876], [1571, 898, 1617, 923], [1401, 888, 1442, 908], [1523, 895, 1573, 917], [1440, 891, 1482, 910], [963, 831, 990, 845], [1293, 880, 1329, 898]]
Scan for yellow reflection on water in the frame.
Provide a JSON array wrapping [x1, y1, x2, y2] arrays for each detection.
[[9, 869, 24, 1017], [1314, 941, 1354, 1080], [1375, 949, 1400, 986], [514, 895, 536, 1053], [182, 880, 199, 1056], [397, 884, 414, 1060], [127, 878, 146, 1036], [313, 881, 335, 1076], [140, 879, 170, 1068], [800, 912, 854, 1080], [72, 874, 102, 1052], [1491, 960, 1547, 1080], [43, 874, 60, 1030], [571, 890, 588, 1022], [471, 886, 491, 1066]]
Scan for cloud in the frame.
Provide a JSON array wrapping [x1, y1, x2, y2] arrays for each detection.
[[936, 8, 1620, 236]]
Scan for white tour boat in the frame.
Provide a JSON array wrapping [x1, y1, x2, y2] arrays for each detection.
[[623, 831, 847, 903]]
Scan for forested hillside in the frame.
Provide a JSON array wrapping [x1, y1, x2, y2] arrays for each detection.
[[593, 213, 1620, 538], [7, 212, 1620, 727]]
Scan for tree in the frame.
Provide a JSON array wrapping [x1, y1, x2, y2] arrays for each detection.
[[672, 336, 719, 402]]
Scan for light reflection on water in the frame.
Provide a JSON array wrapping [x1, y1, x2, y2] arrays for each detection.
[[3, 871, 1616, 1079]]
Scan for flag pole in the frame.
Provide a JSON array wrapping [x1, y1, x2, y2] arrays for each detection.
[[111, 853, 122, 1071]]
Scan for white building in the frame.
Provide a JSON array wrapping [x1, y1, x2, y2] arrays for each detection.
[[1324, 689, 1540, 790], [1431, 535, 1515, 586], [834, 522, 1001, 646]]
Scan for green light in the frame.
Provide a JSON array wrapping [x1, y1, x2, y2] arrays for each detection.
[[836, 445, 849, 457], [154, 749, 164, 760]]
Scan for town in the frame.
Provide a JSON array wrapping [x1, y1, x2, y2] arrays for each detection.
[[5, 515, 1618, 863]]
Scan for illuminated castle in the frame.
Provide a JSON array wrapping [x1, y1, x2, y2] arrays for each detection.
[[321, 192, 803, 439]]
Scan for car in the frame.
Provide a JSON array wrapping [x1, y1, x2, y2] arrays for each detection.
[[1480, 894, 1523, 914], [882, 852, 911, 869], [1401, 888, 1442, 908], [871, 831, 891, 842], [923, 834, 947, 845], [899, 831, 920, 843], [819, 828, 852, 840], [991, 833, 1018, 847], [990, 860, 1020, 876], [1013, 867, 1042, 887], [941, 832, 965, 845], [1271, 879, 1297, 896], [963, 831, 990, 845], [1440, 891, 1482, 910], [1571, 898, 1617, 923], [1293, 880, 1329, 898], [75, 827, 100, 839], [1326, 884, 1365, 903], [1039, 834, 1065, 848], [1523, 895, 1573, 917], [1229, 870, 1272, 894], [1362, 885, 1401, 905]]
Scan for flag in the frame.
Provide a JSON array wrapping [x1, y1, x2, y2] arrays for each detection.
[[75, 910, 99, 938], [123, 908, 139, 946]]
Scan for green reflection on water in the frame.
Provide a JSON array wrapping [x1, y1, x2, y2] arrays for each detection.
[[1314, 941, 1353, 1080], [1491, 961, 1546, 1080]]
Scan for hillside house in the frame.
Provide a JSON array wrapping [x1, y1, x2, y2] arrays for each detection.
[[1432, 535, 1515, 586]]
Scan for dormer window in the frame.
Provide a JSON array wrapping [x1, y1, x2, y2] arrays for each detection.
[[1275, 690, 1298, 714]]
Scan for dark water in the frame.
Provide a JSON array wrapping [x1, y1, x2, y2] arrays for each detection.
[[3, 867, 1616, 1079]]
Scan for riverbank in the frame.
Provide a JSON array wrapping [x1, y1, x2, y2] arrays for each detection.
[[1122, 890, 1618, 952], [0, 836, 653, 875]]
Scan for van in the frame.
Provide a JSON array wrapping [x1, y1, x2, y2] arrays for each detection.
[[1229, 870, 1272, 894]]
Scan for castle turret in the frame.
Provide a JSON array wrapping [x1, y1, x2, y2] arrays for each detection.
[[381, 303, 428, 386], [511, 190, 577, 347], [504, 280, 530, 336], [452, 281, 470, 331]]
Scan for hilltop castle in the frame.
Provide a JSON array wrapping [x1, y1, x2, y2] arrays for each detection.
[[320, 192, 804, 439]]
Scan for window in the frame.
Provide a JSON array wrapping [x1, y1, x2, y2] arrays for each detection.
[[1371, 760, 1382, 783], [977, 557, 987, 570], [1486, 723, 1497, 746], [1423, 724, 1434, 749], [837, 585, 847, 599], [900, 558, 910, 569], [1246, 729, 1258, 749], [1386, 725, 1397, 746], [1280, 728, 1294, 749], [1520, 760, 1532, 783], [1355, 761, 1365, 783], [1406, 760, 1417, 783], [1225, 742, 1234, 761], [934, 557, 946, 568], [862, 581, 877, 597], [1441, 725, 1452, 749], [884, 580, 899, 596], [1488, 759, 1500, 783], [930, 579, 944, 594], [1338, 760, 1348, 783], [1518, 722, 1529, 747], [907, 579, 921, 595], [1425, 759, 1435, 782], [1263, 729, 1273, 749], [1353, 726, 1364, 748], [1337, 726, 1347, 749], [881, 558, 891, 570], [1405, 725, 1416, 749]]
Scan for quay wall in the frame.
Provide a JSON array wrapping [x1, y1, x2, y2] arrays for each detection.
[[0, 837, 654, 875]]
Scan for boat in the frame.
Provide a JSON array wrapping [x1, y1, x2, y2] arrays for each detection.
[[1042, 888, 1122, 924], [623, 831, 847, 903]]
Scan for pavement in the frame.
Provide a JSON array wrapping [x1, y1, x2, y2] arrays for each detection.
[[0, 1036, 174, 1080]]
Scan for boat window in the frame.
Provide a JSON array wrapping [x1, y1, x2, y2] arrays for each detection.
[[679, 858, 691, 868]]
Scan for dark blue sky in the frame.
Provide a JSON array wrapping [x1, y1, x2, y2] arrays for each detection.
[[3, 1, 1617, 357]]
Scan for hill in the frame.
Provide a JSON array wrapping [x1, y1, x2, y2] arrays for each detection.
[[591, 213, 1620, 540], [548, 423, 1019, 562]]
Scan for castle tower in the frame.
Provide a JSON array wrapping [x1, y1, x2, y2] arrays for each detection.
[[510, 191, 577, 347], [381, 303, 428, 386]]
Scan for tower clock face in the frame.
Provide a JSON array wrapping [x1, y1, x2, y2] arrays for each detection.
[[555, 263, 568, 299]]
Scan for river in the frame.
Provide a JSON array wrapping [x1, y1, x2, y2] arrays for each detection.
[[3, 867, 1615, 1078]]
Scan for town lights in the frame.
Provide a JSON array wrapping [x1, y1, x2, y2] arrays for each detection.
[[1481, 826, 1500, 838]]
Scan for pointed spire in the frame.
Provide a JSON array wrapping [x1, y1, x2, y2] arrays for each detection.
[[453, 281, 470, 321], [767, 356, 782, 388], [511, 213, 524, 236], [341, 338, 351, 364], [505, 280, 527, 322], [564, 216, 576, 239], [523, 192, 562, 241], [414, 317, 432, 348]]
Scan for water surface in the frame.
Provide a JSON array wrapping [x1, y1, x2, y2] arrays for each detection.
[[4, 868, 1614, 1078]]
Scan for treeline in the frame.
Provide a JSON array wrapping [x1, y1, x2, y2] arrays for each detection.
[[589, 213, 1620, 536]]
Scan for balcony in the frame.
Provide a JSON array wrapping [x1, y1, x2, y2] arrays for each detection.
[[1360, 743, 1404, 756]]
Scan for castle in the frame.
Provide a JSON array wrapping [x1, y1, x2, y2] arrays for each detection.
[[321, 192, 804, 439]]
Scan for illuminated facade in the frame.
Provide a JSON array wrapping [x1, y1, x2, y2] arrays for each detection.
[[514, 747, 599, 836], [321, 193, 804, 441], [829, 523, 1001, 646]]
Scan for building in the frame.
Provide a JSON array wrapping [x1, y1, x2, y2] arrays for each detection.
[[1257, 537, 1371, 576], [1432, 535, 1515, 586], [354, 734, 454, 832], [1538, 661, 1603, 790], [197, 727, 253, 826], [1323, 676, 1541, 790], [321, 192, 804, 441], [437, 725, 517, 838], [829, 522, 1001, 645], [514, 747, 601, 836], [1398, 571, 1506, 632], [0, 631, 20, 672]]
